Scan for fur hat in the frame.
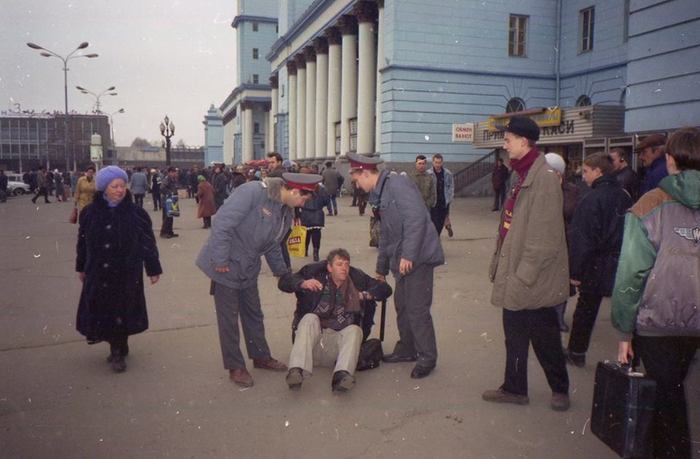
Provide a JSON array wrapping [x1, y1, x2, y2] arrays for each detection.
[[96, 166, 128, 191]]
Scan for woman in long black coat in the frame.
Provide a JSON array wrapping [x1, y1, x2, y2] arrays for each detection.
[[76, 166, 162, 373]]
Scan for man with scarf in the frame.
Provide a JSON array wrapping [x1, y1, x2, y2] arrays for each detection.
[[482, 116, 571, 412], [279, 248, 392, 392]]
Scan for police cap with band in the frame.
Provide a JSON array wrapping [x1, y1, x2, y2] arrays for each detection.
[[347, 152, 384, 171], [282, 172, 323, 192]]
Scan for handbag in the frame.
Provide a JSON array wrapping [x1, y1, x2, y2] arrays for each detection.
[[591, 361, 656, 458], [69, 207, 78, 224], [356, 338, 383, 371], [165, 194, 180, 217], [286, 225, 307, 258]]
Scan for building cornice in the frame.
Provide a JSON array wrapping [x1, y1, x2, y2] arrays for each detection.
[[231, 15, 278, 29], [220, 84, 272, 112]]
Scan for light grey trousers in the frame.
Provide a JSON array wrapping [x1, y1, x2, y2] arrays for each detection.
[[213, 282, 272, 370]]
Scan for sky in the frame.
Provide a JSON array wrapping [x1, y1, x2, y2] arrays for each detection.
[[0, 0, 237, 147]]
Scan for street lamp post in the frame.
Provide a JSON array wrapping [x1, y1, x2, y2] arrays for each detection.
[[159, 115, 175, 166], [110, 108, 125, 148], [27, 42, 98, 171], [75, 85, 117, 113]]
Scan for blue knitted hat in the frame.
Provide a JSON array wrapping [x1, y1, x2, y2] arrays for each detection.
[[96, 166, 128, 191]]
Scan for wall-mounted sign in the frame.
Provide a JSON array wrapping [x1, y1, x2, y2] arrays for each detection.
[[487, 107, 562, 132], [452, 122, 474, 142]]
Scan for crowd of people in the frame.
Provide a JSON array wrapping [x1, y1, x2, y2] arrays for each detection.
[[8, 120, 694, 457]]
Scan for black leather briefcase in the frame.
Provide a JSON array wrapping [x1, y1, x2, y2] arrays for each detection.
[[591, 361, 657, 459]]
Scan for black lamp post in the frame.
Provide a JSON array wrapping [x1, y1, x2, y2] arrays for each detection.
[[160, 115, 175, 166], [27, 41, 98, 170]]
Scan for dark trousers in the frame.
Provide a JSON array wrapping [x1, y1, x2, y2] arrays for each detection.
[[161, 207, 174, 235], [493, 186, 506, 210], [281, 228, 292, 269], [635, 335, 699, 459], [203, 216, 211, 228], [134, 193, 145, 208], [326, 194, 338, 215], [501, 307, 569, 396], [567, 291, 603, 354], [430, 205, 449, 236], [152, 191, 161, 210], [32, 186, 50, 203], [304, 228, 321, 255], [358, 195, 367, 216], [108, 334, 129, 357], [392, 264, 438, 368]]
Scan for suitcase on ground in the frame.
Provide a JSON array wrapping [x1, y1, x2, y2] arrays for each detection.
[[591, 361, 656, 459]]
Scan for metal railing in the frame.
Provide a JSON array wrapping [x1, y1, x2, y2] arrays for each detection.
[[453, 149, 498, 192]]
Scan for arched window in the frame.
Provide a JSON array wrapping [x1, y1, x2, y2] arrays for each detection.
[[576, 95, 592, 107], [506, 97, 526, 113]]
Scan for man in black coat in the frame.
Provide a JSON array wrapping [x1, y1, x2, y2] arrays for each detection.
[[609, 147, 639, 201], [278, 248, 392, 392], [565, 152, 632, 367]]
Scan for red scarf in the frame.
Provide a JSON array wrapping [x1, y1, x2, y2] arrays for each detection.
[[499, 147, 540, 240]]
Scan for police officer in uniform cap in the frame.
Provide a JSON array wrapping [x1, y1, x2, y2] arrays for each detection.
[[348, 152, 445, 379], [196, 172, 322, 387]]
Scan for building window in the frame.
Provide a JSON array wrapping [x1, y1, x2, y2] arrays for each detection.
[[506, 97, 526, 113], [580, 7, 595, 52], [252, 22, 259, 32], [254, 122, 260, 134], [576, 95, 592, 107], [280, 84, 285, 97], [253, 48, 259, 60], [252, 74, 259, 84], [508, 15, 527, 57], [334, 122, 341, 155], [349, 118, 358, 153]]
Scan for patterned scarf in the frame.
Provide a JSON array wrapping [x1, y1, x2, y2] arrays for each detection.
[[499, 147, 540, 240]]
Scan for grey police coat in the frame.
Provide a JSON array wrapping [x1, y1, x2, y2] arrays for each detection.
[[373, 170, 445, 277], [196, 178, 291, 289]]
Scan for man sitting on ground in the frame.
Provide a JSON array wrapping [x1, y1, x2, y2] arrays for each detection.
[[278, 248, 392, 392]]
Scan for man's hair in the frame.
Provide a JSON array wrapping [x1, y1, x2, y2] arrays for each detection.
[[86, 165, 96, 172], [167, 166, 177, 173], [583, 151, 613, 175], [325, 161, 333, 167], [609, 147, 629, 163], [267, 152, 283, 162], [432, 153, 443, 161], [666, 127, 700, 171], [326, 248, 350, 265], [415, 155, 427, 162]]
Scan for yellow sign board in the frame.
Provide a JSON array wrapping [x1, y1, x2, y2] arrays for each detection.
[[487, 108, 562, 132]]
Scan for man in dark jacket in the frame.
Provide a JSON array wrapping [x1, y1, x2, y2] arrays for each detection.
[[211, 165, 229, 209], [267, 152, 285, 178], [196, 172, 322, 388], [322, 161, 343, 215], [31, 167, 51, 204], [609, 147, 639, 201], [0, 170, 7, 202], [279, 248, 392, 392], [348, 152, 444, 379], [637, 133, 667, 196], [160, 167, 179, 238], [565, 152, 632, 367], [491, 157, 510, 211]]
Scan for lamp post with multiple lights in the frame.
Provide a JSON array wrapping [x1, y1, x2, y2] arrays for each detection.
[[75, 85, 117, 113], [160, 115, 175, 166], [110, 108, 125, 148], [26, 41, 98, 170]]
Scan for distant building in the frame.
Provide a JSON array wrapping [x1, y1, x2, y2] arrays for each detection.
[[115, 145, 205, 169], [0, 110, 111, 172], [203, 104, 224, 165]]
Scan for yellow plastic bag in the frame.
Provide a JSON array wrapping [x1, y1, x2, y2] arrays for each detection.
[[286, 225, 307, 258]]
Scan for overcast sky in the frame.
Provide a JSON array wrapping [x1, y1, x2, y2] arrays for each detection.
[[0, 0, 237, 147]]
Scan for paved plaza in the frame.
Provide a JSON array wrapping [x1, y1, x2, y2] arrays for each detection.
[[0, 193, 698, 458]]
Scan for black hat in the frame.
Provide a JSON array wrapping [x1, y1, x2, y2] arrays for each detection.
[[347, 152, 384, 171], [282, 172, 322, 192], [504, 116, 540, 142]]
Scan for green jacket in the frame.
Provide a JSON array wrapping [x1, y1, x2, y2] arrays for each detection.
[[611, 170, 700, 339], [407, 170, 437, 208]]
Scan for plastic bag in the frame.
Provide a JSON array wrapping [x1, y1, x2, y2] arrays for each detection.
[[287, 225, 307, 258], [165, 194, 180, 217]]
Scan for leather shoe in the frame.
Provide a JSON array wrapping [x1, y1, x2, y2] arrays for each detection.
[[382, 352, 417, 363], [551, 392, 570, 411], [286, 367, 303, 390], [229, 368, 254, 387], [481, 388, 529, 405], [110, 355, 127, 373], [331, 370, 355, 392], [410, 365, 434, 379], [253, 357, 287, 371], [564, 349, 585, 368]]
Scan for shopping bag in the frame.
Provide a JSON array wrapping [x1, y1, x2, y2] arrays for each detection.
[[69, 207, 78, 224], [591, 361, 656, 459], [165, 194, 180, 217], [286, 225, 307, 258]]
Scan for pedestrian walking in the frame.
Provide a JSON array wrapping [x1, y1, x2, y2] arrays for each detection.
[[75, 165, 162, 373], [0, 170, 8, 203], [196, 175, 216, 228], [129, 167, 149, 208], [299, 180, 330, 262], [427, 154, 454, 236], [74, 166, 96, 214], [150, 169, 162, 211], [31, 167, 51, 204], [322, 161, 343, 215], [407, 155, 437, 210], [160, 167, 179, 238]]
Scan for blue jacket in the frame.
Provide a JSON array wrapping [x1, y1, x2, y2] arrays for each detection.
[[639, 156, 668, 196], [196, 178, 291, 289], [427, 167, 454, 206], [372, 170, 444, 276], [129, 172, 149, 195]]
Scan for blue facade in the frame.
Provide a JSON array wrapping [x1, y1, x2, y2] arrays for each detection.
[[203, 104, 224, 164]]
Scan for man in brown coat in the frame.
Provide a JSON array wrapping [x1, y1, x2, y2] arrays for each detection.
[[482, 116, 571, 411]]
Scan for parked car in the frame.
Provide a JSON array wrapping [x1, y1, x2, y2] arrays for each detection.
[[8, 180, 31, 195]]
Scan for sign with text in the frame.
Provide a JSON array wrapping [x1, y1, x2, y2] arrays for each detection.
[[487, 108, 562, 132], [452, 123, 474, 142]]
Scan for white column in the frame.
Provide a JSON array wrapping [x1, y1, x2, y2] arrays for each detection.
[[296, 59, 307, 160], [357, 4, 377, 155], [375, 1, 385, 153], [340, 16, 358, 157], [315, 39, 329, 159], [269, 77, 278, 153], [305, 50, 317, 160], [242, 103, 254, 163], [288, 64, 297, 160], [326, 29, 342, 158]]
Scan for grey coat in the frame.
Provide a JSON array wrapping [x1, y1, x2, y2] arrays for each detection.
[[196, 178, 292, 289], [374, 170, 444, 277], [129, 172, 149, 195]]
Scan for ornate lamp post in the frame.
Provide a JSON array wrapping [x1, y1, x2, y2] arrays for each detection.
[[75, 85, 117, 113], [160, 115, 175, 166], [27, 41, 98, 170]]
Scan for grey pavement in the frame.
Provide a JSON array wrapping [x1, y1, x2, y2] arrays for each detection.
[[0, 192, 697, 459]]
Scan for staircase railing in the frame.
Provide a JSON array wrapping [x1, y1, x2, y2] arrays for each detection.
[[453, 149, 498, 192]]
